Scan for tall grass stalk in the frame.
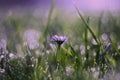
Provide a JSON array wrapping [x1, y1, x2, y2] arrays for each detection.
[[85, 17, 89, 60], [74, 5, 99, 45], [42, 0, 56, 47], [7, 17, 24, 51]]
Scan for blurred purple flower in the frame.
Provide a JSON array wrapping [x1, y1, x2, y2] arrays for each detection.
[[0, 39, 7, 49], [105, 43, 111, 52], [0, 39, 8, 54], [51, 35, 67, 46], [24, 29, 40, 49]]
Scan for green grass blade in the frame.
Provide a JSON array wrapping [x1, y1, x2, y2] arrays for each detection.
[[43, 0, 56, 38], [85, 17, 89, 60], [74, 6, 99, 44], [61, 47, 72, 56], [98, 12, 104, 38], [69, 44, 83, 66]]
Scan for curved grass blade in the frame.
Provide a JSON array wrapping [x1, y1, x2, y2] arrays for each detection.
[[61, 47, 72, 56], [74, 6, 99, 44]]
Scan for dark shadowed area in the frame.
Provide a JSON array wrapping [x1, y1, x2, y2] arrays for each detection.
[[0, 0, 49, 7]]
